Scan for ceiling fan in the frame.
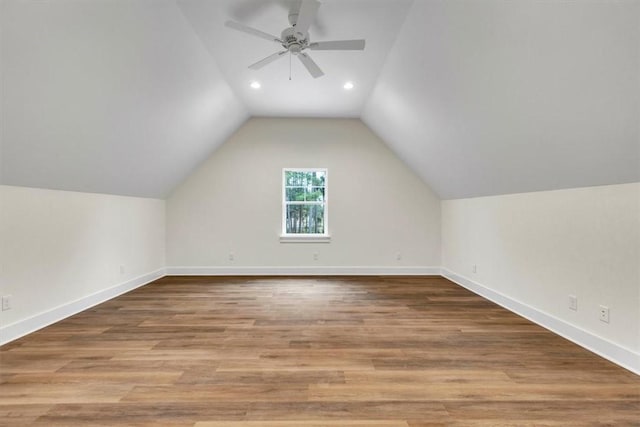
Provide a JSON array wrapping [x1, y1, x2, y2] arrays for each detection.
[[225, 0, 365, 79]]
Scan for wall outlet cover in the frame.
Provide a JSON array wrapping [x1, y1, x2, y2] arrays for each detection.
[[1, 295, 11, 311]]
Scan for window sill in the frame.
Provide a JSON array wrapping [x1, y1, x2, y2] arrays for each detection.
[[279, 235, 331, 243]]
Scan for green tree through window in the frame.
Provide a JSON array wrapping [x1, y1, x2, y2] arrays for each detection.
[[283, 169, 327, 235]]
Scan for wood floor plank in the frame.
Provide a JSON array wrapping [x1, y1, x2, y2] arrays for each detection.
[[4, 371, 183, 385], [242, 401, 450, 422], [0, 404, 54, 426], [33, 403, 248, 426], [442, 400, 640, 425], [122, 384, 311, 403], [308, 382, 640, 402], [1, 275, 638, 425], [175, 369, 346, 386], [0, 383, 134, 404]]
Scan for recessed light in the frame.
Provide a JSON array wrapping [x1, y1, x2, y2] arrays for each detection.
[[343, 82, 354, 90], [250, 81, 261, 89]]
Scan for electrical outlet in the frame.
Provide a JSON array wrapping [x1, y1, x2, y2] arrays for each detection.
[[228, 252, 235, 261], [599, 305, 610, 323], [119, 265, 125, 275], [313, 252, 319, 261], [568, 295, 577, 311], [396, 252, 402, 261], [1, 295, 11, 311], [472, 265, 477, 274]]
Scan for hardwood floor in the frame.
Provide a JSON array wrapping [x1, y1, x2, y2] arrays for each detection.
[[1, 276, 638, 426]]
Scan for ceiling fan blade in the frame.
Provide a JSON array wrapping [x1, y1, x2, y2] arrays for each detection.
[[248, 51, 288, 70], [309, 39, 366, 51], [293, 0, 320, 39], [298, 52, 324, 78], [225, 20, 283, 43]]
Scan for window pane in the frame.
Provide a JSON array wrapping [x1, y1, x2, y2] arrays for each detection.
[[310, 171, 326, 186], [285, 171, 326, 188], [285, 204, 325, 234], [285, 171, 307, 186], [286, 187, 305, 202], [305, 187, 325, 202], [285, 171, 299, 186]]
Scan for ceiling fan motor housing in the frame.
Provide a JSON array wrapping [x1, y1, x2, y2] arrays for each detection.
[[281, 26, 308, 51]]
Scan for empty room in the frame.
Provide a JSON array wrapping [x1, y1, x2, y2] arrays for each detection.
[[1, 0, 639, 425]]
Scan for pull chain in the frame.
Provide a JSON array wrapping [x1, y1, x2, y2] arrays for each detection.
[[289, 53, 292, 81]]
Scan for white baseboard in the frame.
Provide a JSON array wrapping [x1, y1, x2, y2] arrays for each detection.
[[441, 268, 640, 376], [0, 268, 166, 346], [166, 266, 441, 276]]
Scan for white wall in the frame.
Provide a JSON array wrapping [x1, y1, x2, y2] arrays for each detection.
[[0, 185, 165, 343], [442, 183, 640, 370], [167, 118, 441, 271]]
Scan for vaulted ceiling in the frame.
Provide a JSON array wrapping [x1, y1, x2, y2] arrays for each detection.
[[1, 0, 638, 199]]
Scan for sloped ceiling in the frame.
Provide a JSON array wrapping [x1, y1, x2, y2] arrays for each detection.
[[1, 0, 638, 199], [0, 0, 248, 198], [363, 0, 640, 199]]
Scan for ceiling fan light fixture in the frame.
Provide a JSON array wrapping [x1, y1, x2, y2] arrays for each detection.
[[250, 81, 261, 89], [343, 82, 354, 90]]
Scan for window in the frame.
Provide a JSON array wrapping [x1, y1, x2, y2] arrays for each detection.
[[282, 168, 328, 241]]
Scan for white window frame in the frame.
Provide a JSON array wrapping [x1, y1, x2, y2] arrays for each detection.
[[280, 168, 330, 243]]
